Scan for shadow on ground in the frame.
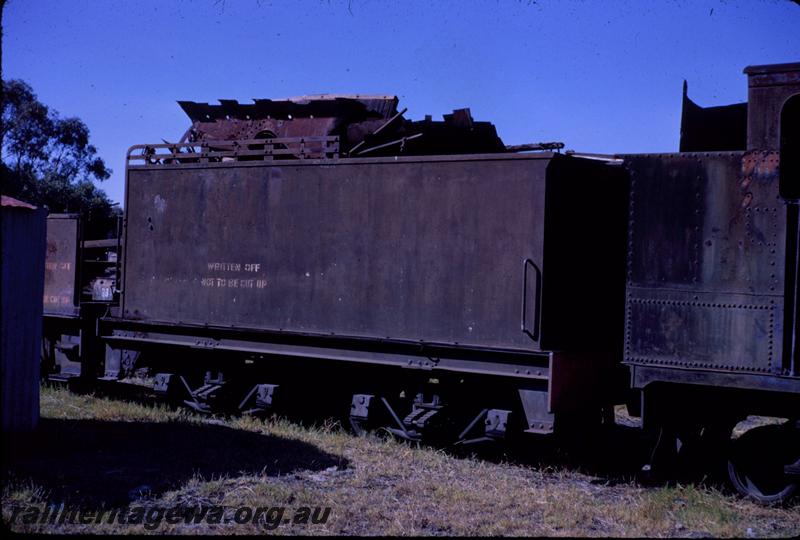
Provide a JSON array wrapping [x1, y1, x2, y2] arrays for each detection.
[[463, 426, 656, 484], [24, 382, 729, 497], [2, 417, 348, 507]]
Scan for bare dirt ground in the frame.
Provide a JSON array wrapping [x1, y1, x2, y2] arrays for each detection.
[[2, 384, 798, 536]]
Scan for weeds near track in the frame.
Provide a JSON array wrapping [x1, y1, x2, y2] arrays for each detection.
[[2, 385, 798, 536]]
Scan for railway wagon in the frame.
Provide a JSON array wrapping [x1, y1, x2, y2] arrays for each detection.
[[40, 63, 800, 504], [103, 135, 629, 440], [41, 214, 121, 380]]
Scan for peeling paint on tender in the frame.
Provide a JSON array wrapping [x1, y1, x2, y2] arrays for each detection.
[[154, 195, 167, 213]]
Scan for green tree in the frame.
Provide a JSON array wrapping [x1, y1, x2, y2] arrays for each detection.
[[1, 78, 119, 238]]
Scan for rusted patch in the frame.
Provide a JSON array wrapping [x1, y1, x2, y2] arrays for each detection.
[[624, 151, 786, 377], [176, 95, 507, 157]]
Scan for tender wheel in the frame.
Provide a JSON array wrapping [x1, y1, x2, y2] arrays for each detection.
[[727, 423, 799, 505]]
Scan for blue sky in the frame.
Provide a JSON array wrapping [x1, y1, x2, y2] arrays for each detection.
[[3, 0, 799, 206]]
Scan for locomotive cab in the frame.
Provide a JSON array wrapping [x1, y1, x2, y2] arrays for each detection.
[[624, 62, 800, 503]]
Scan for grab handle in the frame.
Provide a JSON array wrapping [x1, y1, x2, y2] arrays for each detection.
[[521, 258, 542, 342]]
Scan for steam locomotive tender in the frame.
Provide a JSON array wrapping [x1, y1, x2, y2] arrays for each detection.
[[41, 63, 800, 504]]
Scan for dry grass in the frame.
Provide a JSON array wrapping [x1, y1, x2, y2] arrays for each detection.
[[2, 385, 798, 536]]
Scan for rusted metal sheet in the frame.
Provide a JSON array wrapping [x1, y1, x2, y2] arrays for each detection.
[[43, 214, 80, 317], [624, 151, 789, 379], [120, 153, 627, 357], [1, 195, 46, 432], [176, 95, 506, 157], [626, 61, 800, 401]]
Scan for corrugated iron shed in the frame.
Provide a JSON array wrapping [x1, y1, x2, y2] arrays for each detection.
[[1, 195, 46, 432]]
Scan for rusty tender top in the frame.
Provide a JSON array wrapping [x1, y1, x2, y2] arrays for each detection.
[[176, 94, 507, 157]]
